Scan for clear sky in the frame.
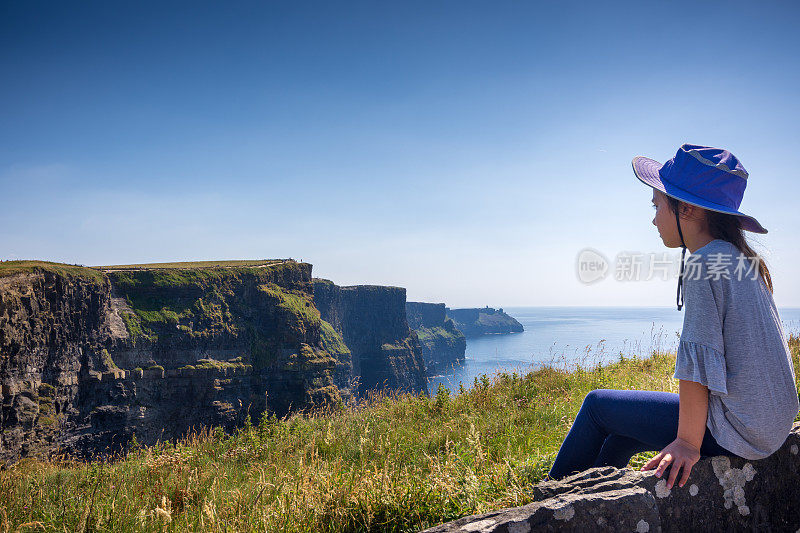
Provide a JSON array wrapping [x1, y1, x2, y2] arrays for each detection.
[[2, 1, 799, 308]]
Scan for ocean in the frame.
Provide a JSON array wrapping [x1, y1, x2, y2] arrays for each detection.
[[426, 306, 800, 395]]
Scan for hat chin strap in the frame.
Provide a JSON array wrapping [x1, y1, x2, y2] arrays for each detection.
[[675, 209, 687, 311]]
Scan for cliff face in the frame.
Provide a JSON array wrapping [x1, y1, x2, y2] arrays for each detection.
[[313, 279, 427, 396], [445, 307, 523, 338], [0, 266, 115, 460], [405, 302, 466, 374], [0, 261, 350, 462]]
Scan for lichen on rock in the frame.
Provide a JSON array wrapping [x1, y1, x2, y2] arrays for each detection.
[[711, 456, 756, 516]]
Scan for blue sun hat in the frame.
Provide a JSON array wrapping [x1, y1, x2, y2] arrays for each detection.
[[631, 143, 767, 310], [632, 143, 767, 234]]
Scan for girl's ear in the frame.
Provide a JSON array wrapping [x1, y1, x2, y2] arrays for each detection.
[[682, 202, 706, 221], [692, 203, 705, 215]]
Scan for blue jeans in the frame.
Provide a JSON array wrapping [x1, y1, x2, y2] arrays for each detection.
[[548, 389, 738, 480]]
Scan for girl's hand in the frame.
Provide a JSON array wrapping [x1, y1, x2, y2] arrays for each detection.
[[640, 437, 701, 489]]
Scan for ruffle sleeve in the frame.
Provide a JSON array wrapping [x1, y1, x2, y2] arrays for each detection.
[[674, 339, 728, 396]]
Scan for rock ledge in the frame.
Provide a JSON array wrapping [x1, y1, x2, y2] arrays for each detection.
[[421, 422, 800, 532]]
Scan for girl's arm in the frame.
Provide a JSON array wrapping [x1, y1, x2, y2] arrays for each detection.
[[640, 379, 709, 489], [677, 379, 709, 449]]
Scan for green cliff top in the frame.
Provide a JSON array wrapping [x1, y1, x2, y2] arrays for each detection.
[[94, 259, 291, 270], [0, 260, 105, 283], [0, 259, 304, 284]]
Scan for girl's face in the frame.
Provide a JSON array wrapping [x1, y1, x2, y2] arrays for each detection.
[[651, 190, 682, 248]]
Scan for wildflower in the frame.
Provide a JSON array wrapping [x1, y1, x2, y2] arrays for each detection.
[[154, 496, 172, 523], [467, 423, 485, 464], [203, 500, 217, 522]]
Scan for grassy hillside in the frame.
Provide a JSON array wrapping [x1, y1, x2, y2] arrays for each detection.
[[2, 333, 798, 532]]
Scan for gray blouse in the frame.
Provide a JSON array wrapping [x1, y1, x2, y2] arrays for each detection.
[[674, 238, 799, 460]]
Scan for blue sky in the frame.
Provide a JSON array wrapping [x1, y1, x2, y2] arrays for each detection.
[[2, 1, 799, 308]]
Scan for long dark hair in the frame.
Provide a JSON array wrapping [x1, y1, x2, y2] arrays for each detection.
[[665, 196, 773, 294]]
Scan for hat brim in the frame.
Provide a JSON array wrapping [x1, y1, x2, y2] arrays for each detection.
[[632, 156, 768, 234]]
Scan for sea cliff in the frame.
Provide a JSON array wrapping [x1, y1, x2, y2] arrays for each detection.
[[405, 301, 466, 373], [445, 306, 523, 337], [313, 278, 427, 396], [0, 260, 424, 462]]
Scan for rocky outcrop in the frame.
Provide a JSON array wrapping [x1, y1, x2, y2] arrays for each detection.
[[421, 422, 800, 533], [445, 307, 523, 338], [406, 302, 466, 373], [314, 279, 427, 396], [0, 261, 350, 462], [61, 363, 267, 458]]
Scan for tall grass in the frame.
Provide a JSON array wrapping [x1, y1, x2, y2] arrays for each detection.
[[1, 333, 798, 532]]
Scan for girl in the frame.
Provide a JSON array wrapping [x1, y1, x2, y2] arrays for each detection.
[[547, 144, 799, 491]]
